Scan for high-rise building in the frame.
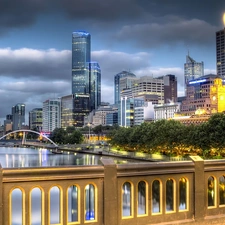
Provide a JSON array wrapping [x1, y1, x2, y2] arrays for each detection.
[[216, 28, 225, 77], [114, 71, 136, 105], [132, 76, 164, 104], [29, 108, 42, 131], [184, 54, 204, 91], [157, 74, 177, 103], [89, 62, 101, 111], [12, 103, 25, 131], [180, 74, 217, 115], [72, 31, 101, 126], [42, 99, 61, 132]]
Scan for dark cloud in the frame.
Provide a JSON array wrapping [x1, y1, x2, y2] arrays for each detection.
[[0, 48, 71, 80], [115, 18, 219, 48], [0, 0, 49, 29]]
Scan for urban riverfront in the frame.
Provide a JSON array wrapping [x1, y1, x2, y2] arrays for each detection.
[[1, 147, 225, 224]]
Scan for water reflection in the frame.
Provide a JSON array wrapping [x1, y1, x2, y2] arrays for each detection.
[[31, 188, 42, 225], [11, 188, 23, 225], [0, 147, 137, 168], [0, 147, 101, 168]]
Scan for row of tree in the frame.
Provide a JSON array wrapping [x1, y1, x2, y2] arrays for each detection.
[[107, 113, 225, 158], [50, 126, 83, 144]]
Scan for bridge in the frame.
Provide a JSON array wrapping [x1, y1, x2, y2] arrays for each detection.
[[0, 129, 58, 147]]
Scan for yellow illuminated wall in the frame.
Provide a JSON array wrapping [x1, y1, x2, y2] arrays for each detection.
[[210, 78, 225, 113]]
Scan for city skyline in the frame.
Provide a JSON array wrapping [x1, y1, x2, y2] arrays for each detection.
[[0, 0, 224, 124]]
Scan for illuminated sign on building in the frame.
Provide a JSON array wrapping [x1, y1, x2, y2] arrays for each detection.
[[189, 79, 206, 84]]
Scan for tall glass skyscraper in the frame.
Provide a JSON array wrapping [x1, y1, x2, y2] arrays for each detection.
[[71, 31, 101, 127], [72, 31, 91, 95], [89, 62, 101, 111], [114, 71, 136, 105], [184, 54, 204, 92]]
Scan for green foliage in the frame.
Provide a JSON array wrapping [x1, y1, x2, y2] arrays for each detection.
[[50, 127, 84, 145], [109, 113, 225, 158]]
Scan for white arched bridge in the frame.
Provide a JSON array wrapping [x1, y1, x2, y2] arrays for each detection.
[[0, 129, 58, 147]]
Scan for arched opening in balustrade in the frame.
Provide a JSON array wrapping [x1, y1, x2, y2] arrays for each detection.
[[208, 176, 216, 207], [219, 175, 225, 205], [10, 187, 25, 225], [152, 179, 162, 214], [85, 183, 96, 221], [122, 181, 133, 217], [137, 180, 147, 216], [49, 186, 62, 224], [67, 185, 79, 223], [30, 187, 43, 225], [179, 177, 188, 211], [166, 178, 175, 212]]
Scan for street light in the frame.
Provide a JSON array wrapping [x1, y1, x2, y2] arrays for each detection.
[[88, 123, 91, 145]]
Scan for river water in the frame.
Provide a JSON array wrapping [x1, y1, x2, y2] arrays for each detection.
[[0, 146, 133, 168]]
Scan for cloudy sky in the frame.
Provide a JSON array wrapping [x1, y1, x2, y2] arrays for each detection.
[[0, 0, 224, 124]]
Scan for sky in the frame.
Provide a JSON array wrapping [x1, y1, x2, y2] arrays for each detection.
[[0, 0, 224, 124]]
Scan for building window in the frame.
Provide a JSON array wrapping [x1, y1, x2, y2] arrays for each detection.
[[137, 181, 147, 216], [208, 176, 216, 207], [30, 187, 42, 225], [219, 176, 225, 205], [122, 182, 132, 217], [10, 188, 24, 225], [166, 179, 175, 212], [50, 186, 61, 224], [68, 185, 79, 222], [179, 178, 188, 210], [85, 184, 96, 221], [152, 180, 161, 214]]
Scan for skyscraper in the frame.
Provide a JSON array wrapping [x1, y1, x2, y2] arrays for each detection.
[[42, 99, 61, 132], [184, 54, 204, 91], [12, 103, 25, 131], [29, 108, 42, 131], [72, 31, 101, 126], [89, 62, 101, 111], [114, 71, 136, 105], [216, 28, 225, 77]]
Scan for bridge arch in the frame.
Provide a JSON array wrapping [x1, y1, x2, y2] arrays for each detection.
[[0, 130, 58, 147]]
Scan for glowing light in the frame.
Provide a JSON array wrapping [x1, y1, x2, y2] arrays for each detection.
[[223, 13, 225, 27]]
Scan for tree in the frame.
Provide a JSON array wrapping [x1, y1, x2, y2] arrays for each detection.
[[65, 130, 84, 144], [50, 128, 67, 144]]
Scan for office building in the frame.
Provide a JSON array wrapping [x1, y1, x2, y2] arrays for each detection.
[[72, 31, 101, 126], [89, 62, 101, 111], [132, 76, 164, 104], [216, 27, 225, 77], [157, 74, 177, 103], [134, 101, 154, 125], [114, 71, 136, 105], [29, 108, 42, 131], [154, 103, 181, 121], [12, 103, 25, 131], [184, 54, 204, 91], [180, 74, 217, 115], [42, 99, 61, 132]]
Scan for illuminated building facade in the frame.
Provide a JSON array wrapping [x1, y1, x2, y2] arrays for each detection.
[[61, 94, 75, 129], [216, 28, 225, 77], [72, 32, 101, 126], [132, 76, 164, 104], [89, 62, 101, 111], [184, 54, 204, 92], [210, 78, 225, 113], [181, 74, 217, 115], [12, 103, 25, 131]]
